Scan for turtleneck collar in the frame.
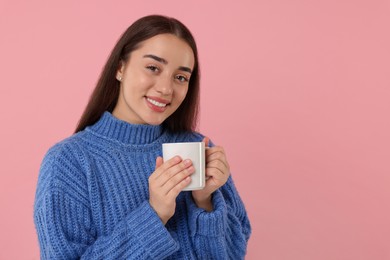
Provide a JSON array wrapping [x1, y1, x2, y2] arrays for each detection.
[[87, 112, 164, 145]]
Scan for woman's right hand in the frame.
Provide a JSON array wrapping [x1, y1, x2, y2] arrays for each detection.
[[149, 156, 194, 225]]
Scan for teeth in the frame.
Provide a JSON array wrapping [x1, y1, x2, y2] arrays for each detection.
[[147, 98, 167, 107]]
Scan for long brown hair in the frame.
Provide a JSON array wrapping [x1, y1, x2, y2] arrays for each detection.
[[75, 15, 200, 133]]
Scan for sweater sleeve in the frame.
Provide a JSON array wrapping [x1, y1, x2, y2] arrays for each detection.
[[185, 175, 252, 259], [34, 145, 179, 259]]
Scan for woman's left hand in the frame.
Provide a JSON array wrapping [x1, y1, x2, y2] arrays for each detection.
[[192, 137, 230, 211]]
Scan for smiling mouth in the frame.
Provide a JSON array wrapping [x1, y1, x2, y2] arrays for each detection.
[[146, 97, 169, 108]]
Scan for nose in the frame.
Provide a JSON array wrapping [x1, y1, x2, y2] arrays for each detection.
[[155, 75, 173, 96]]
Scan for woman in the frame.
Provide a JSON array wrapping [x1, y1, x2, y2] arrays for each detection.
[[34, 15, 251, 259]]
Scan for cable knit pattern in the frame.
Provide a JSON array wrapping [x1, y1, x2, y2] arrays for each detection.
[[34, 112, 251, 259]]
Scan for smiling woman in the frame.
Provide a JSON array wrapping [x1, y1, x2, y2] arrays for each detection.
[[33, 14, 251, 259], [113, 34, 194, 125]]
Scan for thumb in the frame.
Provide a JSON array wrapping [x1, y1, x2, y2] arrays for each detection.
[[155, 156, 163, 169], [202, 137, 210, 148]]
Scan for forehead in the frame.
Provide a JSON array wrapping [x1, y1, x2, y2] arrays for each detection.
[[132, 34, 195, 68]]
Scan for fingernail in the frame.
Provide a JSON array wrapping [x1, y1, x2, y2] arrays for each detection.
[[183, 159, 192, 166]]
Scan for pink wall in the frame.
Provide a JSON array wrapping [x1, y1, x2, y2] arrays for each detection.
[[1, 1, 389, 259]]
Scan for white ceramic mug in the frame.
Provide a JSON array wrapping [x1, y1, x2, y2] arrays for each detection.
[[162, 142, 205, 191]]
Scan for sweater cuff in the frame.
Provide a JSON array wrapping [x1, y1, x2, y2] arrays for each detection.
[[186, 190, 227, 237], [127, 201, 179, 258]]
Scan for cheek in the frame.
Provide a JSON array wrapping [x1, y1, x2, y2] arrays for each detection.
[[175, 87, 189, 103], [125, 70, 153, 90], [138, 73, 154, 86]]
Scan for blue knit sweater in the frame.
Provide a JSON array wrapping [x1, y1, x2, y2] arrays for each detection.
[[34, 112, 251, 259]]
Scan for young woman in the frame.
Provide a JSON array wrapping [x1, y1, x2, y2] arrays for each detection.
[[34, 15, 251, 259]]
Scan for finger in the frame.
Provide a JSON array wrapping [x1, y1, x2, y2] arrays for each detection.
[[167, 175, 192, 199], [162, 165, 194, 194], [158, 159, 193, 186], [202, 137, 210, 148], [204, 174, 226, 189], [205, 167, 230, 185], [206, 149, 229, 170], [155, 156, 163, 169], [206, 155, 230, 174], [206, 146, 225, 156], [206, 149, 226, 161], [153, 156, 182, 179], [206, 162, 228, 176]]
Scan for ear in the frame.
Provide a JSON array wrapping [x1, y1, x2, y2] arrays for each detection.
[[116, 60, 125, 81]]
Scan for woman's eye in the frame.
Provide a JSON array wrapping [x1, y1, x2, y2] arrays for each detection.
[[146, 65, 159, 72], [176, 75, 189, 83]]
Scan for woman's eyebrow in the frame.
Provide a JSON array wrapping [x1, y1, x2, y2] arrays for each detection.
[[178, 66, 192, 74], [144, 54, 192, 74], [143, 54, 167, 64]]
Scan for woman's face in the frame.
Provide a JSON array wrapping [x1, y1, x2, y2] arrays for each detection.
[[113, 33, 195, 125]]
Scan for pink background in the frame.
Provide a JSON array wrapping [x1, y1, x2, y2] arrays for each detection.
[[1, 1, 389, 259]]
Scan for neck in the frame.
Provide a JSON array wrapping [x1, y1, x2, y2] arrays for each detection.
[[87, 111, 164, 145]]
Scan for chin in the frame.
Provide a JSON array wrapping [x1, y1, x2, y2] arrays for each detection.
[[145, 117, 167, 126]]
